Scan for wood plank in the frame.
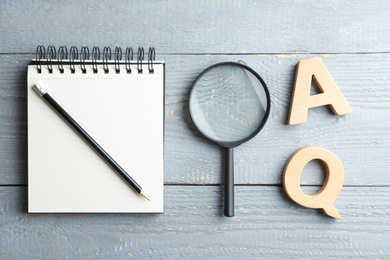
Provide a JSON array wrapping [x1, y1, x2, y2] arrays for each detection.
[[0, 54, 389, 185], [1, 0, 390, 54], [0, 186, 389, 259]]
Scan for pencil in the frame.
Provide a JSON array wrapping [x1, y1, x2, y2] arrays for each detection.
[[32, 83, 150, 201]]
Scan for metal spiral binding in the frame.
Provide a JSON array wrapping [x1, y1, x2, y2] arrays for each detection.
[[80, 46, 90, 74], [148, 47, 155, 74], [35, 45, 46, 73], [92, 46, 100, 73], [58, 46, 68, 73], [114, 47, 122, 73], [137, 47, 144, 74], [69, 46, 78, 73], [34, 46, 155, 74], [47, 46, 56, 73], [103, 47, 111, 73], [125, 47, 133, 73]]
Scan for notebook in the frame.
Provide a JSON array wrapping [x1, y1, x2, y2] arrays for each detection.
[[27, 46, 164, 213]]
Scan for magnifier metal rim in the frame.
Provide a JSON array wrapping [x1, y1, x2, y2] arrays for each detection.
[[189, 61, 271, 148]]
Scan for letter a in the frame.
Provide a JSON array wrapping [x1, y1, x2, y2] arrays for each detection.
[[288, 58, 352, 125]]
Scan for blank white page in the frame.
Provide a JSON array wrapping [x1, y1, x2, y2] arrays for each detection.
[[27, 62, 164, 213]]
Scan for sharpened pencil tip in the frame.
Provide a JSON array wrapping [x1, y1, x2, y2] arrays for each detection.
[[140, 190, 150, 201]]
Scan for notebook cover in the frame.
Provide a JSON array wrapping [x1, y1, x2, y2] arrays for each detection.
[[27, 62, 164, 213]]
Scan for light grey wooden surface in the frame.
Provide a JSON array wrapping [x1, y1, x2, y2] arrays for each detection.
[[1, 0, 390, 54], [0, 0, 389, 259], [1, 186, 389, 259], [1, 54, 389, 186]]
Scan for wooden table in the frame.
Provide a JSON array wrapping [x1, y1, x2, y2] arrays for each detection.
[[1, 0, 389, 258]]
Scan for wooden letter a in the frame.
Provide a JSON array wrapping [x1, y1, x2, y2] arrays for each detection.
[[288, 58, 352, 125]]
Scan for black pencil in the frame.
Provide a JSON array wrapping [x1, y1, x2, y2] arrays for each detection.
[[32, 83, 150, 201]]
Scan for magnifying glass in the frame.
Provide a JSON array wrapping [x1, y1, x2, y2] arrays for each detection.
[[189, 62, 271, 217]]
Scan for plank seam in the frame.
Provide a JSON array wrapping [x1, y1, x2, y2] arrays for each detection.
[[2, 52, 390, 56], [0, 184, 389, 187]]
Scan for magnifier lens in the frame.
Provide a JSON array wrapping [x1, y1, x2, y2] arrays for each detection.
[[190, 64, 268, 145]]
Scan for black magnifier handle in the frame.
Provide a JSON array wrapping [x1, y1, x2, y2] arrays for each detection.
[[224, 147, 234, 217]]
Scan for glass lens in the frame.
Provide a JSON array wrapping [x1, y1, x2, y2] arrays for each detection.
[[190, 64, 268, 144]]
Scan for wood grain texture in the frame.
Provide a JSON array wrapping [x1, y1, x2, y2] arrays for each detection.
[[283, 146, 345, 219], [288, 57, 353, 125], [0, 186, 389, 259], [1, 0, 390, 54], [0, 54, 389, 185]]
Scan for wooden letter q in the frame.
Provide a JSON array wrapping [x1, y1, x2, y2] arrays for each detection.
[[283, 146, 344, 219]]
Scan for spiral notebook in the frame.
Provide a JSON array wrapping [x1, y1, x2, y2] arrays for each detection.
[[27, 46, 164, 213]]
